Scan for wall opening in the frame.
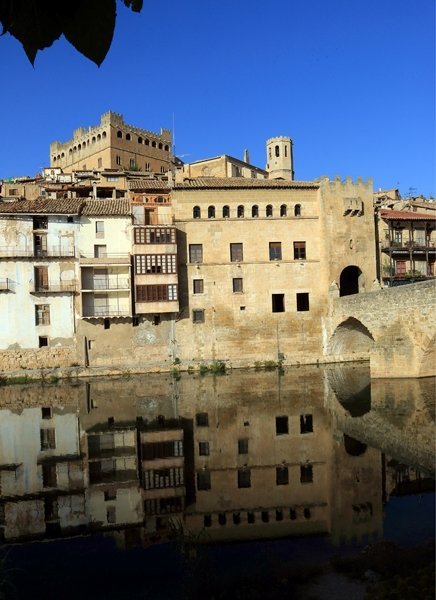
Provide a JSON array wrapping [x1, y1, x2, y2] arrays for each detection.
[[339, 265, 363, 296]]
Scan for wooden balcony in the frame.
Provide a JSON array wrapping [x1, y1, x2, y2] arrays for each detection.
[[30, 280, 78, 294]]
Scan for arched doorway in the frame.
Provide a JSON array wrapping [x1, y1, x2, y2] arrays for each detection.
[[339, 265, 363, 296]]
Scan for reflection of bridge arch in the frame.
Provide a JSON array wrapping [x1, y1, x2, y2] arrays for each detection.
[[339, 265, 364, 297], [327, 317, 375, 357]]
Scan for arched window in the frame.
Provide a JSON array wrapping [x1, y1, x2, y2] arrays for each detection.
[[284, 145, 288, 157], [69, 148, 72, 155], [294, 204, 301, 217], [78, 144, 81, 151], [152, 141, 157, 148], [145, 162, 150, 171], [223, 205, 230, 218], [138, 137, 142, 144], [145, 139, 150, 146], [275, 145, 280, 157], [164, 144, 169, 151], [61, 152, 64, 158], [237, 205, 244, 218], [193, 206, 201, 219], [97, 134, 101, 141], [252, 205, 259, 218], [158, 143, 163, 149], [266, 204, 273, 217], [208, 206, 215, 218], [102, 131, 107, 139], [268, 148, 272, 159], [53, 157, 56, 162], [92, 137, 96, 144], [126, 133, 131, 141], [117, 131, 122, 138], [280, 204, 287, 217], [73, 146, 77, 152]]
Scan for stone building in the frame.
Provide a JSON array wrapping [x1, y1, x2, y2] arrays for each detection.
[[50, 111, 172, 174]]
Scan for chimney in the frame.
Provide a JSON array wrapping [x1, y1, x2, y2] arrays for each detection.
[[243, 149, 250, 164]]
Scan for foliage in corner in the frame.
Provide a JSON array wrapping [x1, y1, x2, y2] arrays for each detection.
[[0, 0, 143, 66]]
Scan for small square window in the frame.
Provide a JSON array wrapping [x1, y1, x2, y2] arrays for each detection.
[[41, 407, 52, 419], [296, 293, 310, 312], [39, 336, 49, 348], [272, 294, 285, 313], [237, 469, 251, 488], [193, 279, 204, 294], [192, 309, 205, 323], [276, 466, 289, 485], [233, 278, 243, 293], [276, 416, 288, 435], [199, 441, 210, 456], [238, 439, 249, 454], [196, 412, 209, 427], [300, 414, 313, 434]]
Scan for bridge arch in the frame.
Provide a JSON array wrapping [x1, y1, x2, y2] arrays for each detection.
[[339, 265, 364, 297], [328, 317, 375, 357]]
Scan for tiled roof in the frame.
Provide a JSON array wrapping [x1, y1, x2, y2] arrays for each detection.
[[0, 198, 83, 214], [82, 199, 131, 216], [128, 179, 170, 191], [174, 177, 319, 190], [380, 209, 436, 221]]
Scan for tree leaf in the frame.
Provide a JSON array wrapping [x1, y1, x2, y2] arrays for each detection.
[[62, 0, 116, 67], [124, 0, 143, 12]]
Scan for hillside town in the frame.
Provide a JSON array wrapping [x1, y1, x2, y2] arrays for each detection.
[[0, 112, 435, 375]]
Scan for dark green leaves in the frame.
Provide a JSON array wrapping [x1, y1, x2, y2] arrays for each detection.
[[0, 0, 142, 66]]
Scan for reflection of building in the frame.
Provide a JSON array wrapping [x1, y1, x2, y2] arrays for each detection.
[[0, 405, 86, 542]]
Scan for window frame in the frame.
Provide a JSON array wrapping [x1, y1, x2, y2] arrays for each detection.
[[230, 243, 243, 262]]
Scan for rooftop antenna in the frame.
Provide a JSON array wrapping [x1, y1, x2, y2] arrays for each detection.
[[172, 112, 176, 156]]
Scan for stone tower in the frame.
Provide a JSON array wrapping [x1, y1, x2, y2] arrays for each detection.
[[266, 136, 294, 180]]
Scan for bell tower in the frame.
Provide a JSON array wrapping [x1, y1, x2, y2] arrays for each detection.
[[266, 136, 294, 180]]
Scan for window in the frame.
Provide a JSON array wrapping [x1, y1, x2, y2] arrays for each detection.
[[223, 205, 230, 218], [272, 294, 285, 313], [208, 206, 215, 218], [104, 318, 110, 330], [197, 470, 211, 491], [67, 216, 74, 223], [193, 206, 201, 219], [34, 234, 47, 257], [145, 139, 150, 146], [34, 266, 48, 291], [247, 512, 255, 524], [199, 441, 210, 456], [134, 227, 175, 244], [36, 304, 50, 325], [117, 131, 122, 138], [232, 278, 243, 293], [304, 508, 312, 519], [275, 145, 280, 157], [192, 309, 205, 324], [294, 241, 306, 260], [290, 509, 297, 520], [275, 416, 288, 435], [280, 204, 287, 217], [129, 158, 136, 168], [95, 221, 104, 237], [193, 279, 204, 294], [276, 466, 289, 485], [189, 244, 203, 263], [104, 490, 117, 501], [269, 242, 282, 261], [238, 439, 248, 454], [204, 515, 212, 527], [230, 243, 243, 262], [9, 188, 18, 196], [116, 155, 121, 165], [39, 336, 49, 347], [300, 414, 313, 434], [266, 204, 273, 217], [218, 513, 226, 525], [296, 293, 310, 312], [285, 145, 288, 157], [33, 217, 48, 230], [237, 205, 244, 218], [252, 205, 259, 218], [42, 407, 52, 419], [261, 511, 269, 523], [300, 464, 313, 484], [98, 158, 103, 168], [136, 284, 178, 302], [143, 467, 184, 489], [395, 260, 406, 275], [40, 428, 56, 450], [142, 441, 183, 460], [237, 469, 251, 488], [196, 412, 209, 427], [42, 464, 57, 487], [294, 204, 301, 217], [94, 245, 107, 258], [151, 141, 156, 148], [135, 255, 177, 274]]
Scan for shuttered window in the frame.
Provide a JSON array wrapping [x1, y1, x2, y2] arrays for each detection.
[[135, 254, 177, 274], [136, 284, 178, 302]]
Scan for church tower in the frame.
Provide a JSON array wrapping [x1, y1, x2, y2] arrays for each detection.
[[266, 136, 294, 180]]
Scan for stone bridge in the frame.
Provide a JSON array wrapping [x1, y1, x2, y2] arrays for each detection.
[[325, 280, 435, 378]]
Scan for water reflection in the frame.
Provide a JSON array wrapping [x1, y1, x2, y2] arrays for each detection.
[[0, 365, 434, 551]]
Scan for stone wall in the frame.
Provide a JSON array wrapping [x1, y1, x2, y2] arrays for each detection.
[[0, 346, 80, 372]]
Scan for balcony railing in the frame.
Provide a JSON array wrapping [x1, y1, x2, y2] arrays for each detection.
[[0, 247, 75, 258], [82, 307, 131, 318], [82, 278, 131, 291], [79, 253, 130, 265], [0, 278, 15, 292], [382, 240, 435, 251], [31, 280, 78, 293]]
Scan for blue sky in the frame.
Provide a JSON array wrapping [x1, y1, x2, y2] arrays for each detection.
[[1, 0, 434, 196]]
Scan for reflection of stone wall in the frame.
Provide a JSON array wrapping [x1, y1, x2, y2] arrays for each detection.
[[0, 382, 82, 409]]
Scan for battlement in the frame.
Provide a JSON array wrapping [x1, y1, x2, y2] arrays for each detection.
[[317, 176, 374, 190], [266, 135, 292, 144]]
